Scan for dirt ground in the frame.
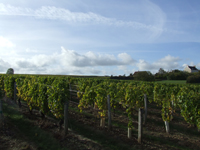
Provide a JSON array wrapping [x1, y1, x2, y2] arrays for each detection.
[[0, 96, 200, 150]]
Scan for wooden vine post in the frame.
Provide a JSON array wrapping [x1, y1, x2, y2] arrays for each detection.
[[165, 121, 170, 133], [138, 108, 143, 143], [164, 107, 170, 133], [107, 95, 112, 130], [64, 101, 69, 135], [143, 94, 147, 125], [128, 127, 132, 138]]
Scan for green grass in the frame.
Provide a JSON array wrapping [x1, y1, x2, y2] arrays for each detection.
[[68, 118, 137, 150], [2, 100, 67, 150], [68, 106, 139, 150], [2, 101, 138, 150], [68, 105, 194, 150]]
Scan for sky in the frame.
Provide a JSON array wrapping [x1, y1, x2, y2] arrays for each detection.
[[0, 0, 200, 76]]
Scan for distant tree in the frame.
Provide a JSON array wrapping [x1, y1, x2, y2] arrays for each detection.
[[158, 68, 166, 74], [172, 69, 181, 73], [134, 71, 155, 81], [167, 69, 190, 80], [155, 68, 167, 80], [6, 68, 14, 74], [129, 73, 133, 77]]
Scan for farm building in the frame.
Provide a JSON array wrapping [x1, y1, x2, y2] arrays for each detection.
[[184, 65, 199, 73]]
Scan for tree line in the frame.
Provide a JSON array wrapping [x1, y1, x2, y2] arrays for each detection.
[[111, 68, 200, 83]]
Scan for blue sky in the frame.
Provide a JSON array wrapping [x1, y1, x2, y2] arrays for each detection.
[[0, 0, 200, 75]]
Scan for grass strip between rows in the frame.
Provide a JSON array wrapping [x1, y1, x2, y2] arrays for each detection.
[[2, 100, 67, 150]]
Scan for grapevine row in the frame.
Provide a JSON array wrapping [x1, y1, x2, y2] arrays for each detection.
[[0, 74, 200, 130]]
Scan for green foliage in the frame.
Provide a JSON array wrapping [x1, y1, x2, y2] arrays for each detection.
[[6, 68, 14, 74], [47, 77, 69, 119], [4, 75, 15, 98], [27, 76, 39, 111], [78, 83, 96, 112], [95, 83, 108, 116], [177, 85, 200, 129], [155, 69, 190, 80], [0, 75, 5, 98], [186, 74, 200, 83], [134, 71, 155, 81], [156, 80, 186, 84], [37, 77, 49, 115], [167, 70, 189, 80], [125, 84, 144, 127], [153, 83, 181, 122], [16, 75, 69, 119], [2, 74, 200, 130]]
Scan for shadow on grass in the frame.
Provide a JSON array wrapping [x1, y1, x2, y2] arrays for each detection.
[[143, 133, 192, 150], [68, 118, 140, 150], [68, 106, 141, 150], [2, 100, 67, 150]]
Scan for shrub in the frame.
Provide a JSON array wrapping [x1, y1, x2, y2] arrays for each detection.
[[186, 75, 200, 83], [167, 71, 189, 80]]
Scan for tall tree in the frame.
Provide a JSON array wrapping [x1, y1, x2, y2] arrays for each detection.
[[158, 68, 166, 74]]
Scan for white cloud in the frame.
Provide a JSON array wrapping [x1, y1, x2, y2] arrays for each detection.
[[182, 64, 187, 68], [0, 3, 164, 32], [154, 55, 180, 69], [0, 1, 175, 44], [0, 46, 194, 75], [0, 58, 11, 72], [0, 47, 135, 75], [196, 63, 200, 69], [0, 36, 15, 48], [118, 53, 135, 64], [59, 47, 135, 67], [117, 65, 133, 76], [183, 62, 200, 70], [31, 54, 56, 67], [25, 48, 38, 53], [158, 55, 180, 63], [0, 3, 33, 16], [16, 60, 36, 68], [137, 60, 153, 71], [137, 55, 181, 73]]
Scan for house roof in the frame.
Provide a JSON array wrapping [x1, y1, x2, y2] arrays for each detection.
[[188, 66, 198, 70]]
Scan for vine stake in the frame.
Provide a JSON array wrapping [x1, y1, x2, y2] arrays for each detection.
[[138, 108, 143, 143]]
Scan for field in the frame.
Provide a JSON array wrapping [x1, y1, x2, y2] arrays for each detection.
[[0, 74, 200, 150]]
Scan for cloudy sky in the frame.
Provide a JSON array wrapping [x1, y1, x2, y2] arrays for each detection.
[[0, 0, 200, 75]]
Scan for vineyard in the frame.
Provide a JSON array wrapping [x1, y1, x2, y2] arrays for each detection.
[[0, 74, 200, 149]]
